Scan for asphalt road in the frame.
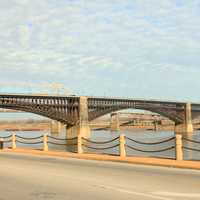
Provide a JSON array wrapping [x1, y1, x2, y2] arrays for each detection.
[[0, 152, 200, 200]]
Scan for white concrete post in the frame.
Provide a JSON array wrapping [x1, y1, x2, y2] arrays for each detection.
[[120, 134, 126, 157], [12, 133, 16, 150], [176, 134, 183, 161], [43, 134, 48, 151], [78, 135, 83, 154]]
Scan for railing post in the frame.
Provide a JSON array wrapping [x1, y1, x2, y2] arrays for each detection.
[[43, 134, 48, 151], [78, 135, 83, 154], [12, 133, 16, 150], [176, 134, 183, 161], [120, 134, 126, 157], [0, 138, 4, 150]]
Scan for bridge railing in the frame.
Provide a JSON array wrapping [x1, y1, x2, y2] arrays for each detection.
[[0, 133, 200, 161], [82, 136, 120, 156], [124, 136, 176, 159], [182, 136, 200, 160], [47, 135, 77, 148]]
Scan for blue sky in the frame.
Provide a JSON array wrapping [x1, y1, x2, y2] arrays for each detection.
[[0, 0, 200, 101]]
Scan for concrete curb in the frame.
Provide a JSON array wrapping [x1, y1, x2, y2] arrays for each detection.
[[1, 148, 200, 170]]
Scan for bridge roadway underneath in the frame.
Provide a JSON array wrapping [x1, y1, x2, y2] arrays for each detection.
[[0, 152, 200, 200], [0, 94, 200, 138]]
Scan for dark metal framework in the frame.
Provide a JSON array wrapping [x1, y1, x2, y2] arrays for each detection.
[[0, 94, 79, 126], [0, 94, 200, 126]]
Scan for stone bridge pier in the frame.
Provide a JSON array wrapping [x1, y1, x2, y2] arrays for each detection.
[[175, 102, 193, 136], [110, 112, 120, 132], [154, 121, 160, 131], [77, 96, 91, 138], [50, 120, 65, 134], [66, 97, 91, 151]]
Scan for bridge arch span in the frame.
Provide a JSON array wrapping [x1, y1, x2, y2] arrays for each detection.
[[88, 105, 182, 124], [0, 105, 75, 125], [0, 95, 79, 127]]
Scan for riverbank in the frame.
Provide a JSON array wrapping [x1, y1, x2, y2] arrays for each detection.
[[2, 148, 200, 171], [0, 119, 199, 132], [0, 120, 50, 131]]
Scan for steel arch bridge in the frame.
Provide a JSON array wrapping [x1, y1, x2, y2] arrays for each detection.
[[0, 94, 200, 127]]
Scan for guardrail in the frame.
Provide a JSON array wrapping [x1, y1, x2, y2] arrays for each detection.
[[0, 134, 199, 161], [182, 137, 200, 152], [125, 136, 175, 153], [82, 136, 119, 152]]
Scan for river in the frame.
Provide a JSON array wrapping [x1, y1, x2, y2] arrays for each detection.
[[0, 113, 200, 160]]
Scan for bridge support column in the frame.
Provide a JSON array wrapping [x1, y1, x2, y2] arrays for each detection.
[[110, 113, 120, 132], [175, 102, 193, 136], [51, 120, 63, 135], [66, 96, 90, 152], [154, 121, 159, 131], [77, 96, 91, 138]]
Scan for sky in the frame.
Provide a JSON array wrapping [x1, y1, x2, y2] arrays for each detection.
[[0, 0, 200, 101]]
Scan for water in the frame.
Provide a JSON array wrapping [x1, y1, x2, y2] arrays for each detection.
[[89, 130, 200, 160], [0, 113, 46, 121], [0, 110, 199, 160], [90, 130, 176, 159], [1, 129, 200, 160]]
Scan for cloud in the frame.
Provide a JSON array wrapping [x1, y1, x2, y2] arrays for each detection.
[[0, 0, 200, 100]]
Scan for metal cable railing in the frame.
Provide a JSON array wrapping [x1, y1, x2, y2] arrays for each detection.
[[47, 135, 77, 146], [47, 135, 77, 141], [82, 143, 119, 150], [15, 135, 43, 145], [183, 137, 200, 152], [3, 139, 12, 143], [183, 137, 200, 144], [0, 135, 12, 143], [125, 136, 175, 154], [82, 136, 119, 144], [82, 136, 119, 152], [183, 146, 200, 152], [0, 133, 196, 160], [125, 136, 175, 145], [0, 134, 12, 139], [125, 144, 175, 153], [47, 141, 77, 146], [16, 135, 43, 140], [16, 139, 43, 145]]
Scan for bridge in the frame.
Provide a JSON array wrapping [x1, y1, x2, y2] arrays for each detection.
[[0, 94, 199, 138], [109, 112, 172, 130]]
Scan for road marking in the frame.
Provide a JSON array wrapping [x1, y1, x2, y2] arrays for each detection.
[[92, 184, 173, 200], [152, 191, 200, 198]]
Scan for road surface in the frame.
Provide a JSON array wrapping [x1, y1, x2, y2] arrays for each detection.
[[0, 152, 200, 200]]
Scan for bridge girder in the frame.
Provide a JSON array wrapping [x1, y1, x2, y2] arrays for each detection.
[[87, 98, 188, 124], [0, 95, 199, 127], [0, 95, 79, 126]]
